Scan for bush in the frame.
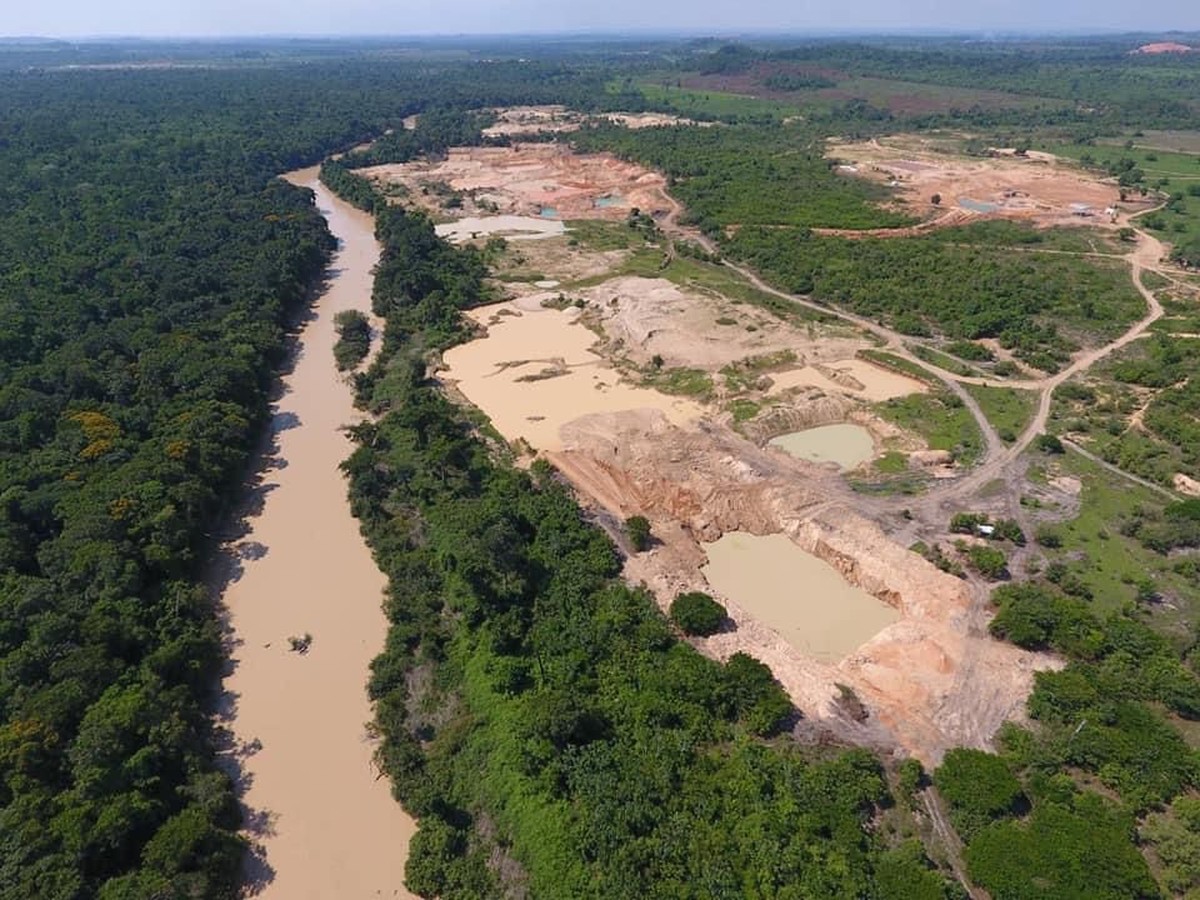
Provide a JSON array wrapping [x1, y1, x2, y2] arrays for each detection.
[[670, 591, 727, 636], [935, 748, 1026, 839], [724, 652, 793, 736], [1034, 432, 1065, 454], [1034, 525, 1063, 548], [625, 515, 652, 551], [967, 545, 1008, 579]]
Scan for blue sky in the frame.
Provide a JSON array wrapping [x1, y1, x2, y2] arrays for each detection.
[[1, 0, 1197, 38]]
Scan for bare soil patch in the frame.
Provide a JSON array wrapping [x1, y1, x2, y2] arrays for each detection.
[[549, 411, 1050, 763], [361, 143, 671, 223], [482, 105, 703, 137], [828, 135, 1137, 230]]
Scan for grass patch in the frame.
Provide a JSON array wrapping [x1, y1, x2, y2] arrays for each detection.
[[964, 383, 1039, 443], [875, 450, 909, 474], [910, 343, 980, 377], [646, 366, 714, 400], [1039, 449, 1197, 624], [857, 350, 937, 385], [726, 398, 761, 423], [565, 218, 640, 251], [632, 81, 803, 121], [876, 390, 984, 465]]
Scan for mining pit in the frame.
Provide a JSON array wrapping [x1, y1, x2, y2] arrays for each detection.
[[373, 119, 1051, 762]]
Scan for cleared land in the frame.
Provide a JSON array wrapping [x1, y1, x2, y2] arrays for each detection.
[[363, 132, 1055, 762], [827, 135, 1136, 231], [359, 143, 673, 222]]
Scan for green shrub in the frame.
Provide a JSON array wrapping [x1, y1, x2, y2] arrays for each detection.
[[967, 545, 1008, 579], [935, 748, 1026, 839], [670, 591, 727, 636], [625, 515, 652, 551]]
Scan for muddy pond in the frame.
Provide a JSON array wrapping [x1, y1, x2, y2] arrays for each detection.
[[768, 423, 874, 470], [441, 298, 702, 450], [702, 532, 900, 663]]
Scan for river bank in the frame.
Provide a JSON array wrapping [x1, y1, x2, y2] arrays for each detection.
[[214, 167, 415, 898]]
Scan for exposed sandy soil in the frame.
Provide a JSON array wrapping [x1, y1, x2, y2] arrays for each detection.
[[548, 410, 1049, 762], [483, 105, 584, 136], [1133, 42, 1194, 54], [215, 169, 415, 898], [827, 136, 1133, 230], [436, 214, 565, 243], [768, 358, 927, 402], [482, 105, 705, 137], [359, 143, 672, 222], [440, 294, 703, 450], [581, 275, 868, 370], [490, 235, 633, 292]]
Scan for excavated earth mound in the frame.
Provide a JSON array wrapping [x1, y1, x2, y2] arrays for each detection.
[[550, 410, 1051, 762]]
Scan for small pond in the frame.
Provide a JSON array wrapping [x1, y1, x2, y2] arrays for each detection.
[[768, 423, 874, 470], [702, 532, 900, 663]]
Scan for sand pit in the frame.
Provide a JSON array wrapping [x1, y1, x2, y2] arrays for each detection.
[[703, 532, 901, 663], [828, 135, 1129, 230], [582, 275, 868, 370], [481, 105, 705, 137], [440, 295, 702, 450], [217, 170, 415, 898], [549, 411, 1051, 761], [769, 358, 927, 401], [360, 143, 671, 223], [436, 215, 565, 243], [768, 423, 875, 470]]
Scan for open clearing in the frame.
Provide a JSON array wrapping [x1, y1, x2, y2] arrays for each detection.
[[827, 135, 1137, 231], [360, 142, 673, 221], [482, 104, 703, 137]]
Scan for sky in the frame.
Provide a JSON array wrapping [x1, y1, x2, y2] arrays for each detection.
[[1, 0, 1198, 39]]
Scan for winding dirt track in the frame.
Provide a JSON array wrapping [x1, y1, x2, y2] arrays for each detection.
[[664, 195, 1177, 504]]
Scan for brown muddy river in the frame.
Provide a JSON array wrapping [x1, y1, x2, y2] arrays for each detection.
[[215, 167, 415, 898]]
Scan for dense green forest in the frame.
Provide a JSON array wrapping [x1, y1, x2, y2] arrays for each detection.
[[573, 123, 913, 232], [725, 224, 1144, 370], [0, 54, 635, 898]]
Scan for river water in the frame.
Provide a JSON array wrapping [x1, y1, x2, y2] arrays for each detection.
[[215, 167, 415, 898]]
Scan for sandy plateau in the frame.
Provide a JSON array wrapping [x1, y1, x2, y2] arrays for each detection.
[[214, 169, 415, 898], [481, 104, 706, 137], [392, 132, 1049, 763], [360, 142, 673, 221], [826, 135, 1146, 233]]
